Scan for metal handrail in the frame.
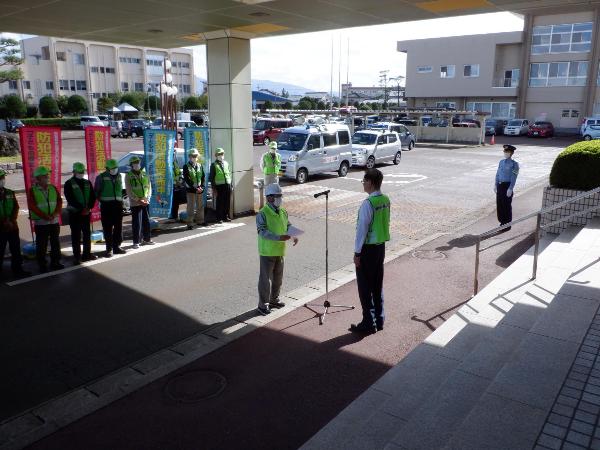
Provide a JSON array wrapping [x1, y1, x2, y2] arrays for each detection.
[[473, 186, 600, 296]]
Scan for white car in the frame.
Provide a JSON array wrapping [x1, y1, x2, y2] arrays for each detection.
[[150, 118, 197, 139], [80, 116, 104, 128], [110, 120, 124, 138], [352, 130, 402, 169], [580, 117, 600, 136], [504, 119, 529, 136]]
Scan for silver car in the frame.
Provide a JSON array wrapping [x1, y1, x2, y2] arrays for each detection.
[[352, 130, 402, 169]]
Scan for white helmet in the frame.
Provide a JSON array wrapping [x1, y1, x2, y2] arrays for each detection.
[[265, 183, 282, 196]]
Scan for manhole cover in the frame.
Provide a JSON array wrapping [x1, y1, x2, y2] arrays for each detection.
[[165, 370, 227, 403], [411, 250, 447, 261]]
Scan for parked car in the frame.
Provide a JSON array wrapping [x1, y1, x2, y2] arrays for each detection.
[[580, 117, 600, 136], [351, 130, 402, 169], [80, 116, 104, 129], [121, 119, 152, 138], [6, 118, 24, 133], [395, 118, 418, 126], [252, 118, 294, 145], [276, 123, 352, 184], [504, 119, 530, 136], [110, 120, 124, 138], [150, 118, 197, 139], [528, 121, 554, 138], [97, 115, 110, 126], [368, 122, 416, 150], [582, 125, 600, 141], [454, 122, 479, 128], [485, 119, 506, 136]]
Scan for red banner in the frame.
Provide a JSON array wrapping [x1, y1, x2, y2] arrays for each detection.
[[84, 126, 112, 222], [19, 126, 62, 227]]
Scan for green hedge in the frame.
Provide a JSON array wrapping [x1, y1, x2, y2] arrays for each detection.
[[549, 141, 600, 190], [21, 117, 81, 129]]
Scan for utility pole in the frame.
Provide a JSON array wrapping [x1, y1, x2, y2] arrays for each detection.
[[379, 69, 389, 109], [389, 76, 405, 108]]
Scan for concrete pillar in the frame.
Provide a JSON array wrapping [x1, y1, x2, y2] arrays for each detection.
[[206, 36, 253, 215], [517, 14, 532, 118], [583, 8, 600, 117]]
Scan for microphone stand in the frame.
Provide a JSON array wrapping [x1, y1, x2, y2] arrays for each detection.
[[305, 189, 354, 325]]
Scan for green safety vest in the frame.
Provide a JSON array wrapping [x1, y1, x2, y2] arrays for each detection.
[[127, 170, 150, 199], [173, 160, 181, 179], [30, 184, 58, 221], [364, 194, 391, 245], [186, 162, 204, 186], [99, 171, 123, 202], [0, 188, 16, 220], [67, 177, 91, 210], [258, 205, 288, 257], [213, 160, 231, 185], [262, 152, 281, 175]]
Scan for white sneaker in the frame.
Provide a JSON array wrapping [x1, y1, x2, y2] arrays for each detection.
[[132, 243, 140, 249]]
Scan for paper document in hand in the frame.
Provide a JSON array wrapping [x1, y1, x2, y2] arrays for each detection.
[[287, 226, 304, 237]]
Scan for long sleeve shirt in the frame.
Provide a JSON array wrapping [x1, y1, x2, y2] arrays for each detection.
[[256, 203, 291, 240], [182, 162, 205, 193], [355, 190, 381, 254], [209, 160, 231, 186], [64, 177, 96, 211], [495, 158, 519, 190], [124, 171, 152, 207], [27, 184, 62, 225], [0, 188, 19, 230], [94, 173, 121, 203]]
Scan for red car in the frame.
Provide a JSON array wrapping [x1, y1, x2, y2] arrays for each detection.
[[528, 121, 554, 138], [252, 118, 293, 145]]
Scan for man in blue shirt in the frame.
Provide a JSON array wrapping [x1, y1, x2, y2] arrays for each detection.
[[495, 144, 519, 231]]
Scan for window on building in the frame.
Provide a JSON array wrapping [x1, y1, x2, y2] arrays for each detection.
[[92, 93, 101, 99], [464, 64, 480, 77], [134, 82, 144, 92], [503, 69, 520, 87], [91, 66, 99, 73], [121, 82, 129, 92], [182, 84, 191, 94], [69, 80, 76, 91], [22, 80, 31, 89], [532, 22, 593, 54], [436, 102, 456, 109], [46, 81, 54, 90], [417, 66, 432, 74], [30, 55, 40, 65], [59, 79, 69, 90], [8, 80, 17, 90], [529, 61, 588, 87], [105, 67, 115, 74], [56, 51, 66, 61], [100, 67, 105, 73], [41, 46, 50, 60], [76, 80, 87, 91], [73, 53, 85, 65], [568, 61, 588, 85], [182, 62, 190, 69], [119, 56, 127, 63], [440, 65, 455, 78], [466, 101, 516, 119]]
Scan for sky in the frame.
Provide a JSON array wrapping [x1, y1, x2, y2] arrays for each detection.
[[190, 12, 524, 92]]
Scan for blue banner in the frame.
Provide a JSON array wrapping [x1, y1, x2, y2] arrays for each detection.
[[144, 129, 175, 218], [184, 127, 211, 206]]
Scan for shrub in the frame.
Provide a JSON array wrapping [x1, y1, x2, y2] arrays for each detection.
[[21, 117, 81, 129], [56, 95, 69, 114], [0, 132, 19, 156], [67, 95, 88, 115], [549, 140, 600, 190], [39, 96, 59, 118], [26, 105, 38, 118], [3, 94, 26, 118]]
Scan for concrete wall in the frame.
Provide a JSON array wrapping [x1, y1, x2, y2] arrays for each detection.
[[407, 125, 483, 144]]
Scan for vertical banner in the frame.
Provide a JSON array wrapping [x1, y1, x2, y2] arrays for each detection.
[[19, 127, 62, 227], [184, 127, 211, 205], [84, 126, 112, 222], [144, 129, 175, 218]]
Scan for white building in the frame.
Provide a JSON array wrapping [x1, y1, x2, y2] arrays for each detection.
[[2, 36, 194, 113], [341, 83, 405, 104]]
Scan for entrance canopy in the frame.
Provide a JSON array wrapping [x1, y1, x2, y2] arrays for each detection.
[[0, 0, 580, 48]]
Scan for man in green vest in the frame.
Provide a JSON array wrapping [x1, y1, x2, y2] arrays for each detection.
[[183, 148, 206, 230], [125, 156, 154, 249], [94, 159, 126, 258], [64, 162, 97, 264], [0, 169, 29, 278], [351, 168, 390, 334], [256, 183, 298, 315], [261, 141, 282, 186], [209, 147, 232, 223], [27, 166, 64, 272]]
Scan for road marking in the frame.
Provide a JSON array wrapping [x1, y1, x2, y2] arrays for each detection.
[[7, 223, 245, 287], [347, 173, 428, 185]]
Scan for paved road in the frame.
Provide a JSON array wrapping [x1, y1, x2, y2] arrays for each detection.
[[0, 135, 571, 422]]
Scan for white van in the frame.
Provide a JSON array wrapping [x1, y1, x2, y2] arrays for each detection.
[[151, 118, 197, 138], [276, 124, 353, 184], [580, 117, 600, 135], [80, 116, 104, 128], [504, 119, 529, 136]]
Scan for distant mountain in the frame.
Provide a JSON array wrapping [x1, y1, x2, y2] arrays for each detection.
[[194, 76, 314, 96]]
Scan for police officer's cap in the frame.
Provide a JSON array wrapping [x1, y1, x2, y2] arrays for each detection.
[[503, 144, 516, 152], [34, 166, 51, 177], [265, 183, 282, 197], [0, 169, 6, 178]]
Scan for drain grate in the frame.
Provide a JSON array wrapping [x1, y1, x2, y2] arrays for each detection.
[[165, 370, 227, 403], [411, 250, 447, 261]]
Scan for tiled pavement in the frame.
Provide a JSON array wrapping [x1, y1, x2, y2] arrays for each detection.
[[536, 309, 600, 450]]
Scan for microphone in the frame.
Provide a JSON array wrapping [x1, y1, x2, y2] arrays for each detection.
[[314, 190, 330, 198]]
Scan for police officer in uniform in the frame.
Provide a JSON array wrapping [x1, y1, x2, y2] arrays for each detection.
[[125, 156, 154, 248], [94, 159, 126, 257], [28, 166, 64, 272], [0, 169, 29, 277], [260, 141, 282, 186], [209, 148, 232, 223], [495, 144, 519, 231], [64, 162, 97, 264], [256, 183, 298, 315], [351, 168, 390, 334], [183, 148, 206, 229]]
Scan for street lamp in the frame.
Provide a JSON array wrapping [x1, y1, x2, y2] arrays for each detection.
[[160, 59, 179, 144]]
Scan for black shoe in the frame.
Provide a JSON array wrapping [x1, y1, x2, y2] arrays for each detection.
[[199, 222, 208, 227], [376, 323, 384, 331], [224, 217, 232, 222], [81, 254, 97, 262], [113, 248, 127, 255], [217, 220, 223, 224], [73, 257, 81, 266], [104, 251, 113, 258], [349, 323, 377, 334], [13, 269, 31, 278], [50, 263, 65, 271], [257, 306, 271, 316], [39, 266, 48, 273], [187, 224, 194, 230], [269, 300, 286, 309]]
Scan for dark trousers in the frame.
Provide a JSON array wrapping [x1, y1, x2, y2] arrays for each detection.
[[69, 212, 91, 258], [496, 182, 513, 225], [131, 205, 150, 244], [34, 223, 61, 269], [0, 229, 23, 272], [100, 202, 123, 252], [356, 244, 385, 327], [170, 188, 181, 219], [215, 184, 231, 220]]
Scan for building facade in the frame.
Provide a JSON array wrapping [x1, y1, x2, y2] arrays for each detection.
[[1, 36, 194, 113], [341, 83, 405, 104], [399, 8, 600, 132]]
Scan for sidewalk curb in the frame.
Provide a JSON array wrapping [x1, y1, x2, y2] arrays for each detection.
[[0, 231, 447, 450]]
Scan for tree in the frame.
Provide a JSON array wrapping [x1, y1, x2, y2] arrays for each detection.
[[26, 105, 38, 118], [184, 96, 203, 110], [97, 96, 115, 113], [282, 101, 292, 109], [145, 95, 160, 112], [316, 101, 326, 110], [39, 96, 60, 118], [281, 88, 289, 98], [359, 103, 372, 111], [2, 94, 26, 118], [56, 95, 69, 114], [0, 38, 24, 85], [119, 92, 145, 110], [353, 101, 360, 108], [67, 95, 88, 115], [297, 99, 312, 110], [333, 101, 339, 108]]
